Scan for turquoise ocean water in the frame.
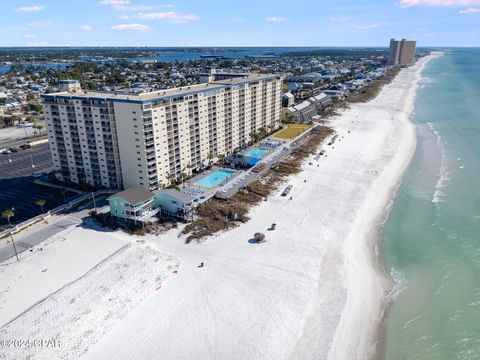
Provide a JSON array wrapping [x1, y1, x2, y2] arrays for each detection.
[[382, 49, 480, 359]]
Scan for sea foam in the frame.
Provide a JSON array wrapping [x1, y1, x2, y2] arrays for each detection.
[[427, 122, 450, 204], [387, 267, 409, 303]]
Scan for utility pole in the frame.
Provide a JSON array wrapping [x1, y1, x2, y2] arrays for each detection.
[[9, 230, 19, 262], [3, 210, 19, 261]]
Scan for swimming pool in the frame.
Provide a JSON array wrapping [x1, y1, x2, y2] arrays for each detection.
[[245, 148, 268, 159], [195, 169, 235, 189]]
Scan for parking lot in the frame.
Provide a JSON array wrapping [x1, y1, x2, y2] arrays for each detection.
[[0, 143, 52, 179], [0, 143, 71, 230]]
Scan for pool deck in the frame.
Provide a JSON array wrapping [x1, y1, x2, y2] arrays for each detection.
[[215, 144, 293, 200], [215, 124, 320, 199], [179, 125, 319, 203], [182, 167, 241, 204]]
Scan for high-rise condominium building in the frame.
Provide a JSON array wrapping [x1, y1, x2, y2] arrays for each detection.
[[42, 74, 282, 190], [387, 38, 416, 66]]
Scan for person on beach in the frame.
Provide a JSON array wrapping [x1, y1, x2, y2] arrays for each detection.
[[198, 262, 204, 268]]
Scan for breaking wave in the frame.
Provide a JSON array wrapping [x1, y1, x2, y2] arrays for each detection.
[[387, 267, 409, 303], [427, 122, 450, 204]]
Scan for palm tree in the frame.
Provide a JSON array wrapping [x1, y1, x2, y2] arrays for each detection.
[[267, 123, 275, 134], [2, 210, 19, 261], [218, 154, 225, 166], [32, 122, 39, 136], [36, 199, 46, 214], [180, 172, 189, 186], [60, 168, 71, 184], [249, 131, 258, 144], [77, 171, 86, 186], [258, 127, 267, 139], [207, 152, 214, 166], [165, 172, 175, 187]]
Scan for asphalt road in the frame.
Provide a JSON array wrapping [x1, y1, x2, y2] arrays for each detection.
[[0, 200, 109, 263], [0, 216, 81, 263]]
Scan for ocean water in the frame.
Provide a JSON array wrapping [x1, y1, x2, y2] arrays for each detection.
[[382, 50, 480, 359]]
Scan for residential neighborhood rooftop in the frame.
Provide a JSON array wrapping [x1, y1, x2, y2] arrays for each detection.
[[42, 73, 281, 103]]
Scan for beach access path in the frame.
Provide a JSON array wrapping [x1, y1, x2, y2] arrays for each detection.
[[83, 54, 440, 360]]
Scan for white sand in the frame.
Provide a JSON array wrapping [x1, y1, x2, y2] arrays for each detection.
[[0, 55, 439, 360], [0, 223, 180, 360], [81, 55, 439, 360], [0, 224, 128, 327]]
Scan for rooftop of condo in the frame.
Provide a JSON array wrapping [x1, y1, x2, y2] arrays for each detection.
[[41, 73, 282, 104]]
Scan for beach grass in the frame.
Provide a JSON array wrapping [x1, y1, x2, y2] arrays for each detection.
[[182, 126, 333, 242], [273, 123, 311, 140]]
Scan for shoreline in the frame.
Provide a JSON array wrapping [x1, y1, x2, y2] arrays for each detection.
[[6, 56, 442, 360], [82, 54, 442, 360], [0, 53, 447, 360], [371, 52, 444, 359], [325, 53, 442, 360]]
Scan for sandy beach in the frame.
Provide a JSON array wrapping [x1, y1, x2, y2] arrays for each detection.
[[81, 54, 438, 359], [0, 54, 439, 360]]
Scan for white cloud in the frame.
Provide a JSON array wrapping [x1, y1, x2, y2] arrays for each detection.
[[397, 0, 480, 7], [23, 34, 37, 38], [459, 7, 480, 13], [26, 41, 48, 46], [355, 24, 380, 29], [110, 23, 150, 31], [27, 21, 53, 27], [265, 16, 288, 23], [80, 25, 93, 31], [98, 0, 174, 11], [133, 11, 199, 23], [14, 5, 45, 12], [98, 0, 130, 5], [330, 16, 349, 22]]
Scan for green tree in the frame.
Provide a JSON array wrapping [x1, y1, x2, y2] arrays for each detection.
[[2, 210, 19, 261], [165, 172, 175, 186], [207, 152, 214, 166], [36, 199, 46, 214]]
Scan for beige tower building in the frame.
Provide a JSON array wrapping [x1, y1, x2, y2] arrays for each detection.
[[387, 38, 416, 66], [42, 74, 282, 190]]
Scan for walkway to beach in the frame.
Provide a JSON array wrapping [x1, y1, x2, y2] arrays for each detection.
[[215, 125, 320, 199], [215, 144, 292, 199]]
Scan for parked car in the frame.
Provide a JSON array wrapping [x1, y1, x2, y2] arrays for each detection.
[[19, 143, 31, 150], [9, 147, 19, 153], [2, 149, 12, 154]]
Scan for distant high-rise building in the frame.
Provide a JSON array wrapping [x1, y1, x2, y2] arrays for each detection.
[[387, 39, 416, 66]]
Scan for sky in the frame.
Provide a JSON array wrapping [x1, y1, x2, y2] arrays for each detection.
[[0, 0, 479, 47]]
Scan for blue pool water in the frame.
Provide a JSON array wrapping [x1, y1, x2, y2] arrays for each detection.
[[195, 169, 235, 189], [246, 148, 268, 159]]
